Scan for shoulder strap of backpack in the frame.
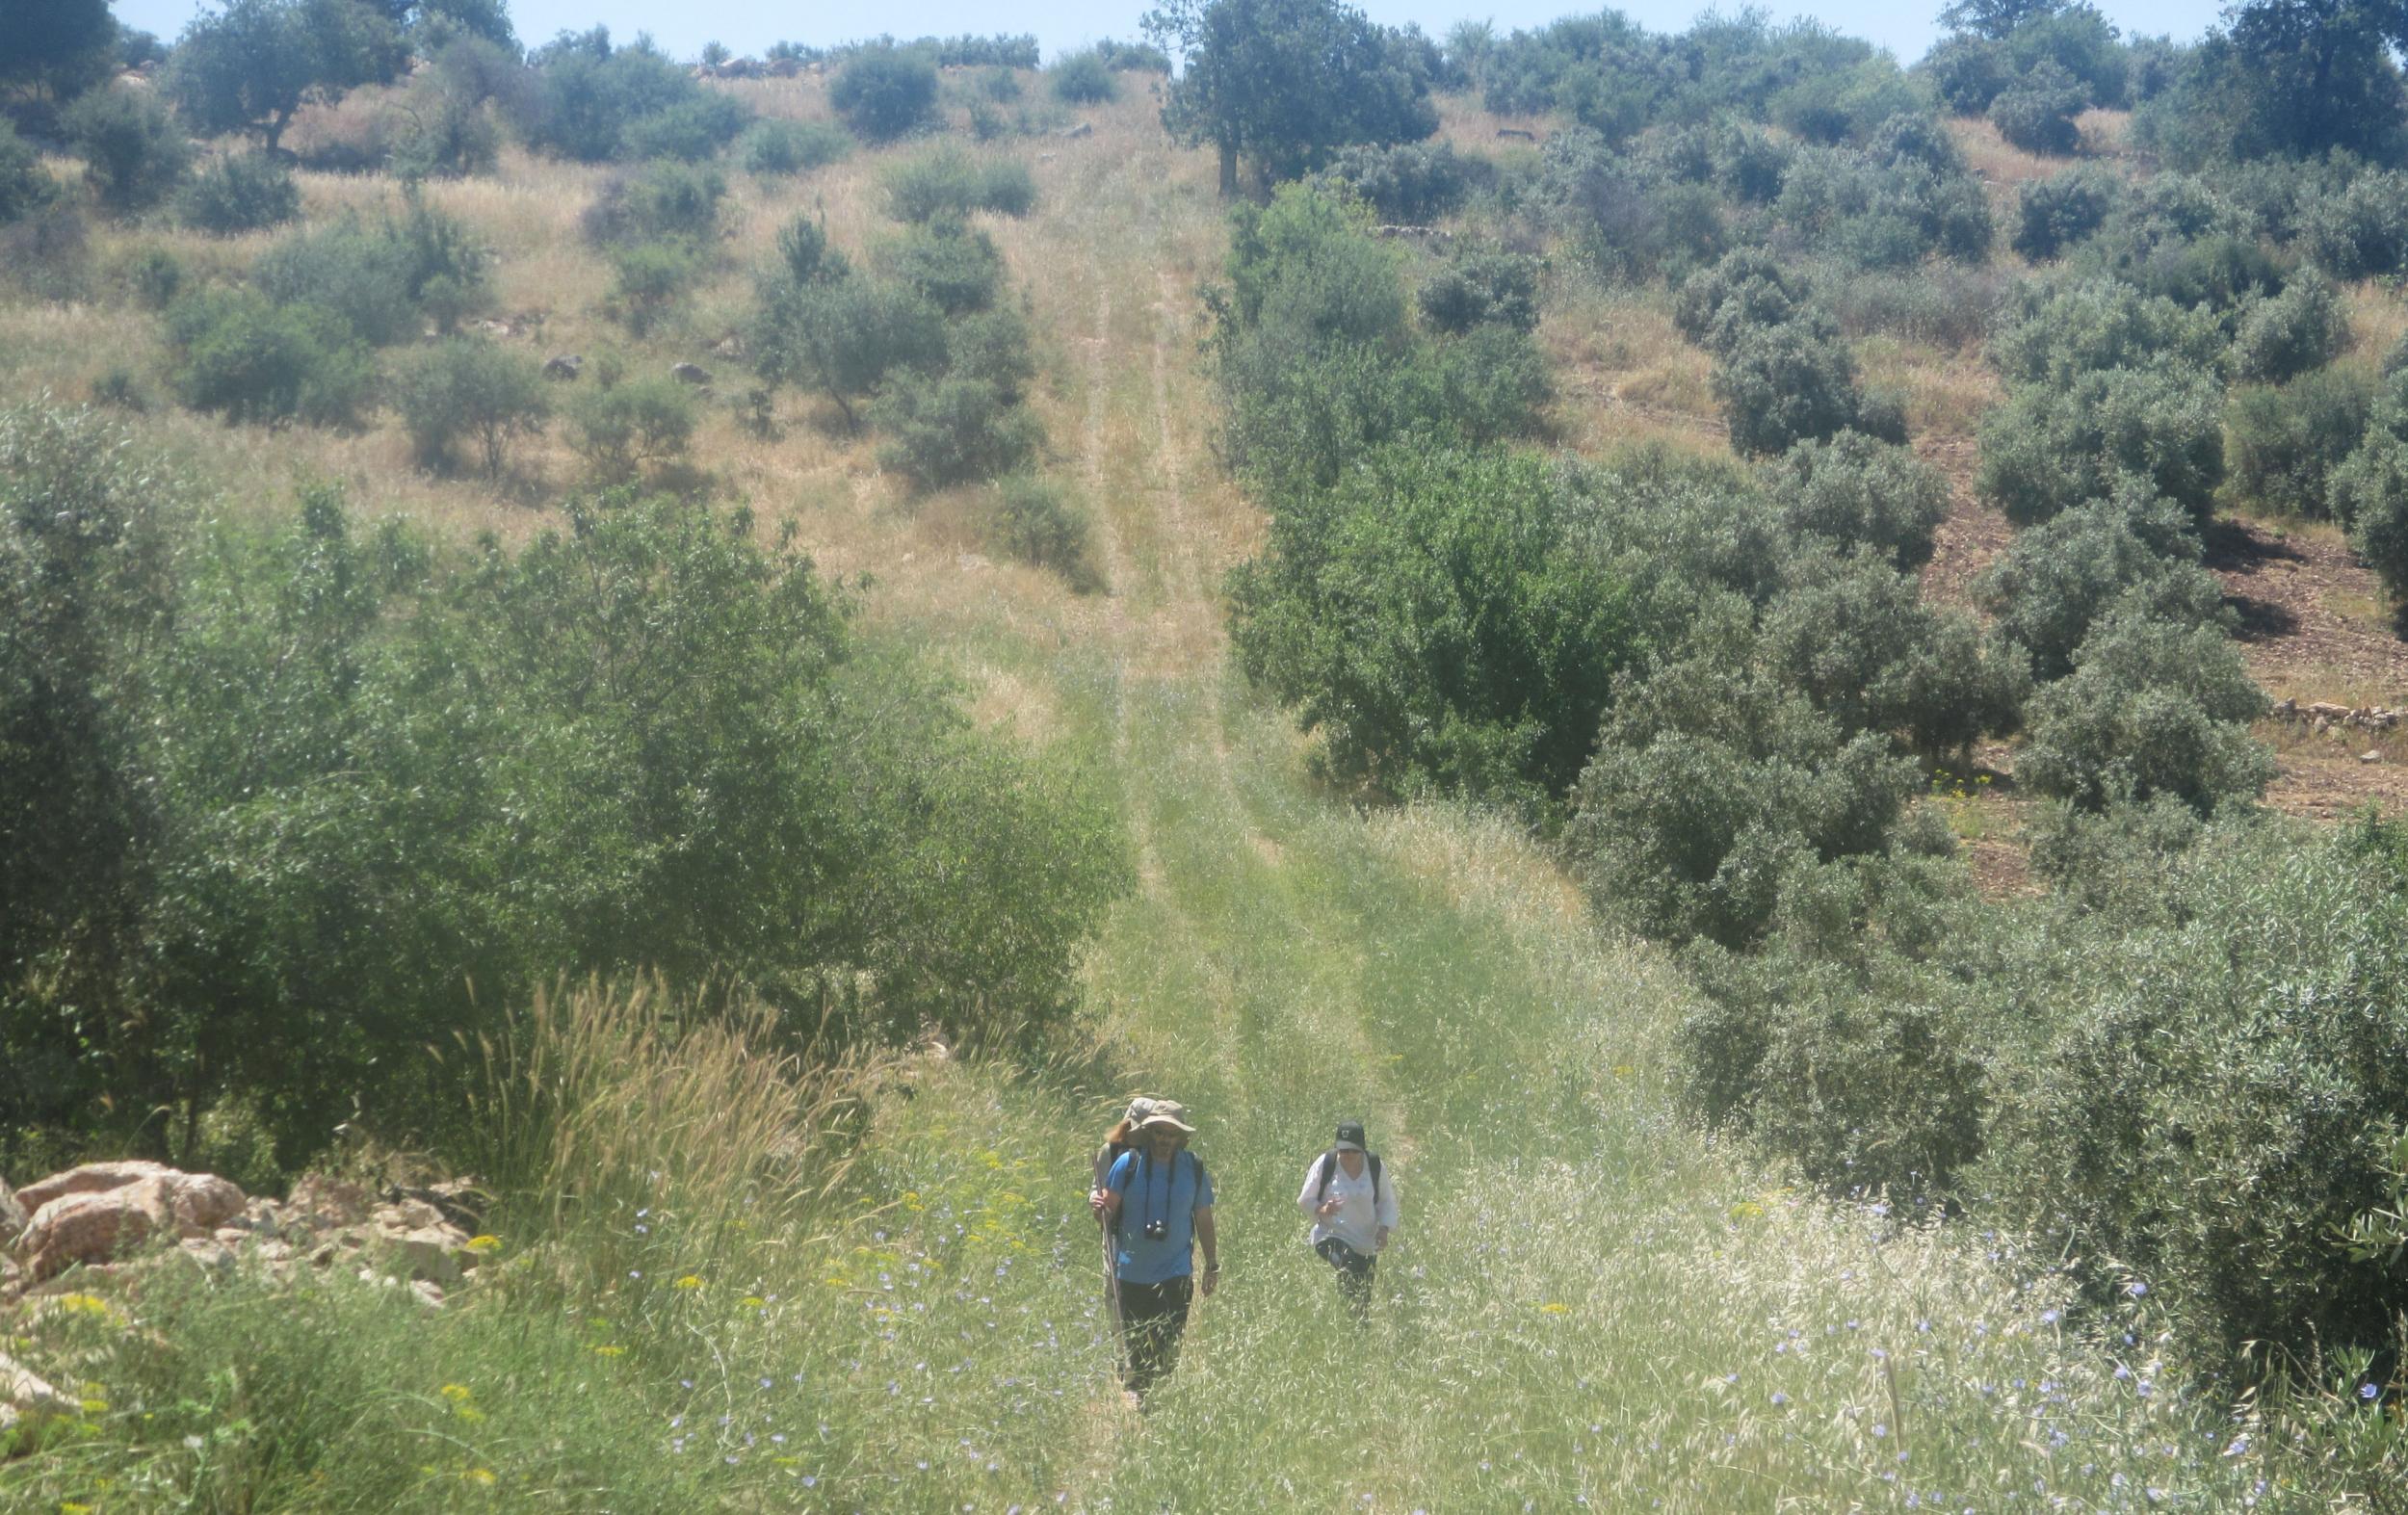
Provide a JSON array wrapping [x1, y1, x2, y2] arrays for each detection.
[[1314, 1148, 1338, 1204], [1369, 1152, 1382, 1208]]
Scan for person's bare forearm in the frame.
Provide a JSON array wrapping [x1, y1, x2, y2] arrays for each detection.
[[1195, 1209, 1217, 1269]]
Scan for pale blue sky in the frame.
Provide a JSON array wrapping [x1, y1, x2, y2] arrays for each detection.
[[111, 0, 2219, 69]]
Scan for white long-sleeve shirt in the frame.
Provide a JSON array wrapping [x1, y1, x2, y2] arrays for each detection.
[[1296, 1152, 1400, 1255]]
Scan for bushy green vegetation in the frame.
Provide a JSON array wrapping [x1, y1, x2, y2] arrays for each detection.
[[165, 288, 378, 425], [749, 204, 1043, 488], [988, 474, 1099, 589], [0, 118, 55, 225], [175, 151, 301, 235], [393, 336, 551, 476], [0, 405, 1124, 1166], [737, 118, 851, 177], [63, 84, 192, 212], [518, 27, 749, 162], [166, 0, 408, 153], [829, 45, 940, 143], [880, 146, 1037, 222]]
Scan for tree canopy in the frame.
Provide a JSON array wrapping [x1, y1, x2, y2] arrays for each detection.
[[1144, 0, 1439, 196], [166, 0, 409, 152], [0, 0, 121, 99]]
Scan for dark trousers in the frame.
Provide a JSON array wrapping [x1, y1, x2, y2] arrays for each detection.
[[1117, 1274, 1193, 1397], [1316, 1237, 1376, 1316]]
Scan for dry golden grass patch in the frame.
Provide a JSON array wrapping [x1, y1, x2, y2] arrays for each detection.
[[2344, 279, 2408, 364], [1856, 334, 2003, 441], [1430, 91, 1550, 153]]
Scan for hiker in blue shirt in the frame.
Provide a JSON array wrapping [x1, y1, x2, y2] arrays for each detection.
[[1098, 1100, 1217, 1402]]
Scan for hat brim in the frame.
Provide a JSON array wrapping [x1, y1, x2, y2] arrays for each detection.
[[1137, 1115, 1195, 1135], [1333, 1139, 1365, 1152]]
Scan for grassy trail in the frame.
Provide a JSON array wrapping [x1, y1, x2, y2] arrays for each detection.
[[962, 157, 2290, 1510]]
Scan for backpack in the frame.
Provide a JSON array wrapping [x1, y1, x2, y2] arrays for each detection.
[[1313, 1149, 1381, 1209]]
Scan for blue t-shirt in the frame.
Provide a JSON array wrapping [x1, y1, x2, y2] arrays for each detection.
[[1107, 1148, 1214, 1285]]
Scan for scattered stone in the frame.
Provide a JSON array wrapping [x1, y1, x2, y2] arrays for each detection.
[[2363, 749, 2382, 765], [957, 553, 991, 572], [543, 353, 583, 380], [0, 1174, 24, 1248], [2270, 697, 2296, 719], [1061, 121, 1093, 139], [1496, 127, 1537, 141], [0, 1352, 75, 1444], [710, 334, 745, 360], [670, 361, 713, 386], [285, 1173, 372, 1228], [410, 1279, 447, 1310]]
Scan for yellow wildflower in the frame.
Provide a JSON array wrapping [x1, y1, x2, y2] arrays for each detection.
[[673, 1274, 703, 1291], [464, 1235, 501, 1254], [463, 1468, 497, 1486], [1538, 1302, 1569, 1315], [439, 1384, 475, 1403], [591, 1345, 626, 1357]]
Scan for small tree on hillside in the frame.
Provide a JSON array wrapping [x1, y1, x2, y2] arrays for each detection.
[[0, 0, 121, 101], [167, 0, 408, 153], [1144, 0, 1439, 196], [829, 46, 939, 144]]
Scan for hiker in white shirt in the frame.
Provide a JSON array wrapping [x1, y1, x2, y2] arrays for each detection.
[[1296, 1119, 1397, 1316]]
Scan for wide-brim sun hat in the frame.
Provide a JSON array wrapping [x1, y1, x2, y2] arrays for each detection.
[[1136, 1100, 1195, 1135], [1122, 1095, 1163, 1126]]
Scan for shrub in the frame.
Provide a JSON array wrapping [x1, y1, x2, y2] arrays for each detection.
[[1229, 445, 1643, 821], [1925, 33, 2012, 114], [1047, 51, 1116, 104], [1765, 429, 1950, 570], [2230, 269, 2348, 385], [1979, 485, 2230, 680], [2011, 164, 2119, 260], [881, 148, 1037, 222], [567, 374, 696, 479], [125, 245, 184, 309], [2223, 367, 2374, 519], [2332, 431, 2408, 604], [175, 152, 300, 235], [1759, 551, 2028, 753], [869, 373, 1043, 491], [1566, 639, 1921, 948], [607, 241, 705, 335], [1987, 277, 2222, 387], [63, 85, 192, 212], [166, 288, 377, 426], [1976, 364, 2226, 525], [1416, 249, 1540, 334], [1988, 60, 2085, 154], [1976, 817, 2408, 1355], [1318, 141, 1485, 224], [517, 30, 742, 163], [2015, 608, 2272, 813], [739, 118, 851, 176], [946, 305, 1038, 403], [1710, 121, 1791, 204], [976, 65, 1023, 102], [2301, 170, 2408, 280], [1673, 248, 1809, 353], [583, 161, 727, 248], [1710, 316, 1877, 457], [254, 201, 489, 344], [889, 218, 1005, 316], [989, 475, 1098, 589], [0, 119, 54, 225], [393, 337, 551, 476], [616, 92, 750, 162], [751, 274, 947, 428], [830, 46, 940, 143]]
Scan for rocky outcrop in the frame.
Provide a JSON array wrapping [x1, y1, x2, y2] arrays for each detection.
[[0, 1174, 24, 1247], [13, 1165, 245, 1282], [2269, 697, 2403, 732], [7, 1165, 484, 1300]]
